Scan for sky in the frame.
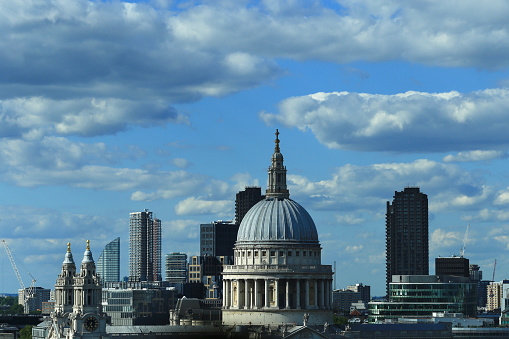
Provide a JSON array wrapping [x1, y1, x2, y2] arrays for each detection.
[[2, 0, 509, 296]]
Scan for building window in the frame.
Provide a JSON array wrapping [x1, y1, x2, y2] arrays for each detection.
[[262, 251, 267, 257], [279, 251, 284, 257], [296, 251, 300, 256], [288, 251, 292, 256], [248, 251, 251, 257], [254, 251, 258, 257], [303, 251, 306, 256], [271, 251, 275, 257]]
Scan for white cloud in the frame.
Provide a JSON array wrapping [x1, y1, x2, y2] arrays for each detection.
[[0, 97, 186, 138], [336, 214, 365, 225], [430, 229, 461, 252], [171, 158, 191, 169], [261, 89, 509, 153], [174, 196, 233, 216], [288, 159, 483, 213], [443, 150, 507, 163], [345, 244, 364, 253]]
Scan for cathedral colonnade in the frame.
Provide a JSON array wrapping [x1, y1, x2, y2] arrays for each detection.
[[222, 276, 332, 310]]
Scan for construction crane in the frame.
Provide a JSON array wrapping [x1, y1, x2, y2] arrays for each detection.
[[1, 239, 36, 314], [460, 224, 469, 258]]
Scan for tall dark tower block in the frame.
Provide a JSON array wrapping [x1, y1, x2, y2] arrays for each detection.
[[386, 187, 429, 296], [235, 186, 264, 225]]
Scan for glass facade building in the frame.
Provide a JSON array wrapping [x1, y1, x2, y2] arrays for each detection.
[[369, 275, 477, 323], [97, 237, 120, 283]]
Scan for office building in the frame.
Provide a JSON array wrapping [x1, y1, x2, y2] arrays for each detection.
[[347, 283, 371, 303], [332, 289, 361, 314], [200, 220, 239, 257], [18, 286, 51, 313], [386, 187, 429, 296], [165, 252, 188, 286], [129, 209, 162, 282], [222, 130, 333, 326], [435, 256, 469, 277], [235, 186, 264, 225], [487, 280, 509, 311], [470, 264, 482, 281], [102, 287, 175, 326], [97, 237, 120, 283], [369, 275, 477, 323]]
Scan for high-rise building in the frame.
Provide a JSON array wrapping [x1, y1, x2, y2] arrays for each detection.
[[97, 237, 120, 283], [129, 209, 161, 282], [347, 283, 371, 303], [200, 220, 239, 258], [165, 252, 188, 286], [386, 187, 429, 296], [470, 264, 482, 282], [435, 256, 469, 277], [18, 287, 51, 313], [152, 218, 162, 281], [235, 186, 264, 225]]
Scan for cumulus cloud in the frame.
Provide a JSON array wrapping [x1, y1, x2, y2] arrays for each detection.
[[261, 89, 509, 153], [0, 97, 186, 138], [0, 0, 508, 109], [174, 196, 233, 216], [443, 150, 507, 163], [430, 229, 461, 252], [288, 159, 484, 213]]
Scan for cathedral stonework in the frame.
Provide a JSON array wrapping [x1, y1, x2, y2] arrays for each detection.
[[48, 241, 110, 339], [222, 130, 334, 326]]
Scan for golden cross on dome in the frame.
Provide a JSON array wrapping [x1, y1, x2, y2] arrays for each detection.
[[275, 129, 280, 152], [86, 239, 90, 250], [67, 242, 71, 252]]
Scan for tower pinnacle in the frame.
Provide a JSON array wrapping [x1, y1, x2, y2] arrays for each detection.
[[266, 129, 289, 198]]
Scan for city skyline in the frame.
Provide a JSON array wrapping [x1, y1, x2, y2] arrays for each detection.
[[2, 1, 509, 296]]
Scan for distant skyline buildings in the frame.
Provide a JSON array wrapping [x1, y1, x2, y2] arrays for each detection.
[[200, 220, 239, 258], [97, 237, 120, 283], [385, 187, 429, 296], [129, 209, 162, 282], [235, 186, 264, 225]]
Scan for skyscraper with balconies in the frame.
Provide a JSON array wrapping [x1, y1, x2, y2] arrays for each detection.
[[385, 187, 429, 297], [129, 209, 161, 282], [97, 237, 120, 283]]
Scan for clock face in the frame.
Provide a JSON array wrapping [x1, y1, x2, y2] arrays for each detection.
[[83, 316, 99, 332]]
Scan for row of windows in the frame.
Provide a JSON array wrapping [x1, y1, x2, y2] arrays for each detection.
[[236, 250, 319, 258]]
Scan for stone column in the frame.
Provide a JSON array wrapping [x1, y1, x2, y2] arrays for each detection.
[[244, 279, 249, 309], [265, 279, 269, 309], [296, 280, 301, 309], [285, 280, 290, 309], [254, 279, 258, 308], [222, 280, 226, 308], [274, 279, 279, 309], [305, 280, 309, 309], [236, 280, 240, 309], [320, 280, 325, 309], [313, 280, 318, 309]]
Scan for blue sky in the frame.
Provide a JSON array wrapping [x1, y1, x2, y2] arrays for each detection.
[[2, 0, 509, 296]]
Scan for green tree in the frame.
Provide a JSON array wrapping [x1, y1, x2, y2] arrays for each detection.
[[19, 325, 33, 339], [333, 315, 348, 325]]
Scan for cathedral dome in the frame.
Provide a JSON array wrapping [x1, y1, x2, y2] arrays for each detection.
[[236, 197, 318, 243]]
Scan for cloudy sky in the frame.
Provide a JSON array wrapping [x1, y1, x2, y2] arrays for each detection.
[[2, 0, 509, 296]]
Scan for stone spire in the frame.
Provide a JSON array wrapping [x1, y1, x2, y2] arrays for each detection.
[[266, 129, 290, 199]]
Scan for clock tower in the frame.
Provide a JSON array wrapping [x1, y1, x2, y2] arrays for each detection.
[[48, 241, 110, 339]]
